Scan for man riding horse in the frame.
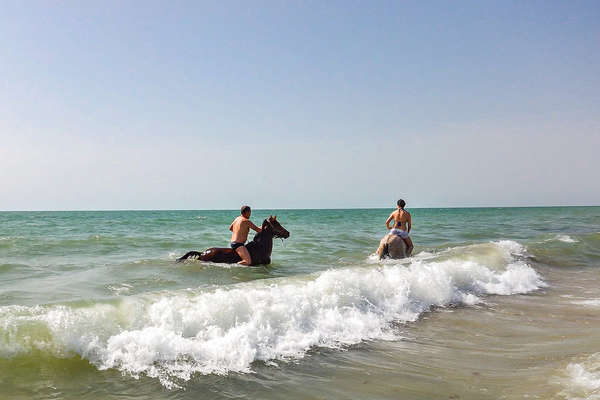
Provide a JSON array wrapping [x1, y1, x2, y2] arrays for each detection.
[[177, 212, 289, 266], [230, 205, 262, 265]]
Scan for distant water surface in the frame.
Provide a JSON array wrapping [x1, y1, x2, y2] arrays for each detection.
[[1, 207, 599, 399]]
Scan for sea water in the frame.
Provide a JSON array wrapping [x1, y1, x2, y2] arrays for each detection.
[[0, 207, 599, 399]]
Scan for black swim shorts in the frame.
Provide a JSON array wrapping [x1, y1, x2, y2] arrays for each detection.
[[230, 242, 245, 250]]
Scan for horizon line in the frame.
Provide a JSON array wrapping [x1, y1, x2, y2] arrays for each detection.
[[1, 204, 598, 212]]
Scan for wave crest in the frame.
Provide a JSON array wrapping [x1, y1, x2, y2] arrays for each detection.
[[0, 240, 544, 388]]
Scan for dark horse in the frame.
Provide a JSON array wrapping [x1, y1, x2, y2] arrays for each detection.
[[177, 215, 290, 265]]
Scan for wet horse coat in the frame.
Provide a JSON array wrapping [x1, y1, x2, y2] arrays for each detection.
[[376, 232, 411, 259]]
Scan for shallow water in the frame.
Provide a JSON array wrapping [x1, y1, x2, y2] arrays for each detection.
[[1, 207, 599, 399]]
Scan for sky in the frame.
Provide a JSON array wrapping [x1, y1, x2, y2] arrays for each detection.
[[1, 0, 599, 210]]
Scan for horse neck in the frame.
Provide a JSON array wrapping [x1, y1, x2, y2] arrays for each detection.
[[264, 232, 274, 257], [251, 229, 274, 255]]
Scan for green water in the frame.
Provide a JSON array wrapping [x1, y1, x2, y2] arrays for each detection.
[[1, 207, 599, 399]]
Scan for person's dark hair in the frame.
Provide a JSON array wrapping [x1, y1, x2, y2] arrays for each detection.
[[397, 199, 406, 208], [241, 205, 251, 215]]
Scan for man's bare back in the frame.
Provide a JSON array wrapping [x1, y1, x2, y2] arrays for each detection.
[[230, 216, 255, 243]]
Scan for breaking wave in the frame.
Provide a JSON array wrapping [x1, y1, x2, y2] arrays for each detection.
[[0, 240, 544, 388], [557, 353, 600, 400]]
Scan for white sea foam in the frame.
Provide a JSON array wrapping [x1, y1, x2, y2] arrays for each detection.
[[571, 299, 600, 307], [495, 239, 527, 256], [556, 235, 578, 243], [106, 283, 133, 295], [543, 234, 578, 244], [0, 240, 544, 388], [558, 353, 600, 400]]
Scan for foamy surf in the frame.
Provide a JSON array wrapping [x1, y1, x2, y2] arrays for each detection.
[[556, 235, 578, 243], [542, 234, 579, 244], [557, 353, 600, 400], [0, 240, 544, 388], [571, 299, 600, 307]]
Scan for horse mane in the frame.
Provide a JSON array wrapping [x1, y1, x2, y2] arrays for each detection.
[[244, 219, 274, 265], [250, 219, 272, 243]]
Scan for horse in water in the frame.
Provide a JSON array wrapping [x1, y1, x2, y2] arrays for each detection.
[[177, 215, 290, 265], [376, 233, 411, 259]]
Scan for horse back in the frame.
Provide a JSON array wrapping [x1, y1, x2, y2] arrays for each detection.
[[203, 247, 241, 263], [177, 247, 241, 263]]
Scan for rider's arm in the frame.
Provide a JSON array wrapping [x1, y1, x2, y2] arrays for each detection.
[[385, 213, 394, 230], [407, 213, 412, 233], [249, 221, 262, 233], [229, 221, 234, 232]]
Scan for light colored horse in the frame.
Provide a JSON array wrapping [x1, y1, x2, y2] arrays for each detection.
[[376, 233, 411, 259]]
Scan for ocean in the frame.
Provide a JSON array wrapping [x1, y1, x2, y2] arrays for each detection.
[[1, 207, 599, 399]]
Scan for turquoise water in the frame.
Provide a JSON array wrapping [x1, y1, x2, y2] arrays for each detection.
[[1, 207, 599, 399]]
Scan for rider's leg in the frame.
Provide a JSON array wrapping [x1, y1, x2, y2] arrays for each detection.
[[376, 235, 388, 259], [402, 236, 414, 256], [235, 246, 252, 266]]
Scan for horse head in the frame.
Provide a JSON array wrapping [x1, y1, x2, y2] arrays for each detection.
[[262, 215, 290, 239]]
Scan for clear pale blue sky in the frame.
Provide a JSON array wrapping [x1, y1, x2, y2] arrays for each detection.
[[2, 1, 599, 210]]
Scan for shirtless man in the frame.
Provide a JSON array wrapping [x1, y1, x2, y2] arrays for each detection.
[[229, 205, 262, 265], [385, 199, 414, 256]]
